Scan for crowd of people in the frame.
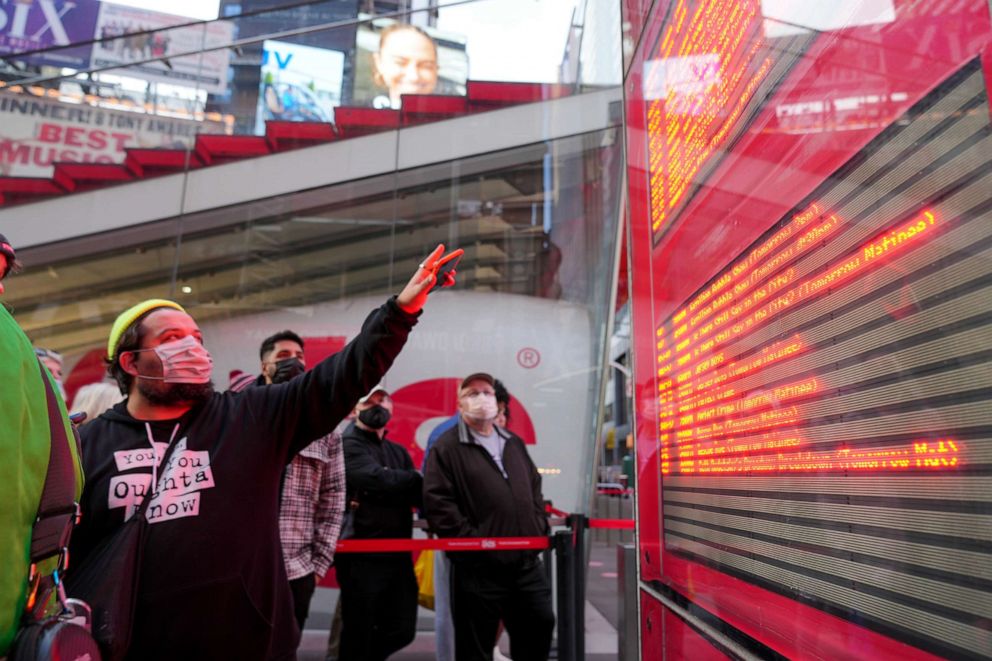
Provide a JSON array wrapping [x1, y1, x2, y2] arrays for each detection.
[[1, 236, 555, 661]]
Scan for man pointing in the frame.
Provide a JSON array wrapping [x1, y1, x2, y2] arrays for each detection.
[[69, 246, 457, 660]]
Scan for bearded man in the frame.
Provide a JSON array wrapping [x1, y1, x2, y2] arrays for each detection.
[[68, 246, 456, 661]]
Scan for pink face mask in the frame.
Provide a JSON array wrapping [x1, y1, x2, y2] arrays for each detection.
[[132, 335, 213, 384], [463, 392, 499, 422]]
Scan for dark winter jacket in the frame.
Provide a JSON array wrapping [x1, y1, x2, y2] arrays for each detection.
[[68, 298, 418, 661], [422, 417, 548, 568], [342, 422, 422, 546]]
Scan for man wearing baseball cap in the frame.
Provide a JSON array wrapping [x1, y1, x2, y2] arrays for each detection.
[[337, 384, 422, 660], [67, 244, 457, 660], [423, 373, 554, 660], [0, 234, 85, 655]]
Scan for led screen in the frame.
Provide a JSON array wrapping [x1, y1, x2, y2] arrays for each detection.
[[655, 60, 991, 658]]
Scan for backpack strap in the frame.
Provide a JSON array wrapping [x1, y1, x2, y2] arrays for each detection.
[[29, 360, 78, 568]]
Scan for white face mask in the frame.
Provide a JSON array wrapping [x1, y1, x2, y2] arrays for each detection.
[[132, 335, 213, 384], [463, 392, 499, 422]]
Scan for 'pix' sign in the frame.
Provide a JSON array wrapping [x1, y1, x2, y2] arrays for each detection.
[[0, 0, 99, 68]]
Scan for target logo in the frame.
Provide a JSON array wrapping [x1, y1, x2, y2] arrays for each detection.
[[517, 347, 541, 369]]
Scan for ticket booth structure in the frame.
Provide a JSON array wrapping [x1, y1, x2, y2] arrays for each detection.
[[624, 1, 992, 659]]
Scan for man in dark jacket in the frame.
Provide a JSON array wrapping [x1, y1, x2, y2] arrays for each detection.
[[423, 373, 554, 661], [336, 385, 422, 660], [68, 245, 455, 661]]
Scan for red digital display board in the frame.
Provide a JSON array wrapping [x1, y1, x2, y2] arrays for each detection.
[[625, 1, 992, 659], [655, 205, 965, 477]]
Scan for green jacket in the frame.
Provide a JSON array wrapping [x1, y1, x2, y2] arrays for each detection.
[[0, 304, 84, 654]]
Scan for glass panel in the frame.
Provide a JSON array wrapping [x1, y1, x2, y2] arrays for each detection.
[[0, 0, 622, 199], [6, 234, 183, 395], [163, 127, 623, 512], [0, 3, 625, 517]]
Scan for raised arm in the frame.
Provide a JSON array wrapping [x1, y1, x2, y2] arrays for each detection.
[[243, 245, 459, 458]]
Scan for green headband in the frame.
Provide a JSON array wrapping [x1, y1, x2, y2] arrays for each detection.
[[107, 299, 186, 360]]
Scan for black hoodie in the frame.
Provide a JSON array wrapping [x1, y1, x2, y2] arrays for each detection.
[[69, 299, 418, 661]]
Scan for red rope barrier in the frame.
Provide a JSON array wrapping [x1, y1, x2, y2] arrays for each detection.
[[334, 513, 634, 553], [336, 536, 550, 553], [588, 519, 635, 530], [596, 488, 632, 497]]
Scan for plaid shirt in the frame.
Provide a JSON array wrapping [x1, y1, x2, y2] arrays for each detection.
[[279, 430, 345, 580]]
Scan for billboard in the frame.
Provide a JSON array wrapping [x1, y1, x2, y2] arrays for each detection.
[[254, 40, 344, 133], [213, 0, 359, 134], [0, 93, 224, 177], [0, 0, 98, 68], [91, 3, 233, 93], [352, 18, 467, 109]]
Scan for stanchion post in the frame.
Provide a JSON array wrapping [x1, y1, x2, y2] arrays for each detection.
[[543, 545, 554, 586], [618, 543, 637, 661], [553, 529, 576, 661], [569, 513, 586, 661]]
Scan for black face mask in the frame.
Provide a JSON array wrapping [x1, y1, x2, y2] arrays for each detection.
[[271, 357, 305, 384], [358, 405, 391, 430]]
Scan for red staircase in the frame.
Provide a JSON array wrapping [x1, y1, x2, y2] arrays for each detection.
[[194, 135, 271, 166], [265, 120, 337, 152], [52, 163, 132, 193], [0, 82, 574, 208], [125, 148, 203, 178], [333, 107, 400, 138], [401, 94, 469, 126], [466, 81, 571, 109], [0, 178, 64, 206]]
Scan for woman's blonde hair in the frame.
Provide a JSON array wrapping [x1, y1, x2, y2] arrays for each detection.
[[70, 381, 124, 425]]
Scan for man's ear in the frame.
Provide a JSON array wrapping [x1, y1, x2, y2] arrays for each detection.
[[118, 351, 140, 377]]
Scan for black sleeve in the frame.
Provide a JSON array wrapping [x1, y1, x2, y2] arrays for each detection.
[[422, 442, 479, 538], [240, 297, 419, 458], [343, 437, 422, 505], [400, 445, 423, 509]]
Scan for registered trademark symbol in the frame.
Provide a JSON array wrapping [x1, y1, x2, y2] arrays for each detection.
[[517, 347, 541, 369]]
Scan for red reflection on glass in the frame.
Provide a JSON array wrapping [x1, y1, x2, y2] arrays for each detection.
[[646, 0, 773, 234]]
